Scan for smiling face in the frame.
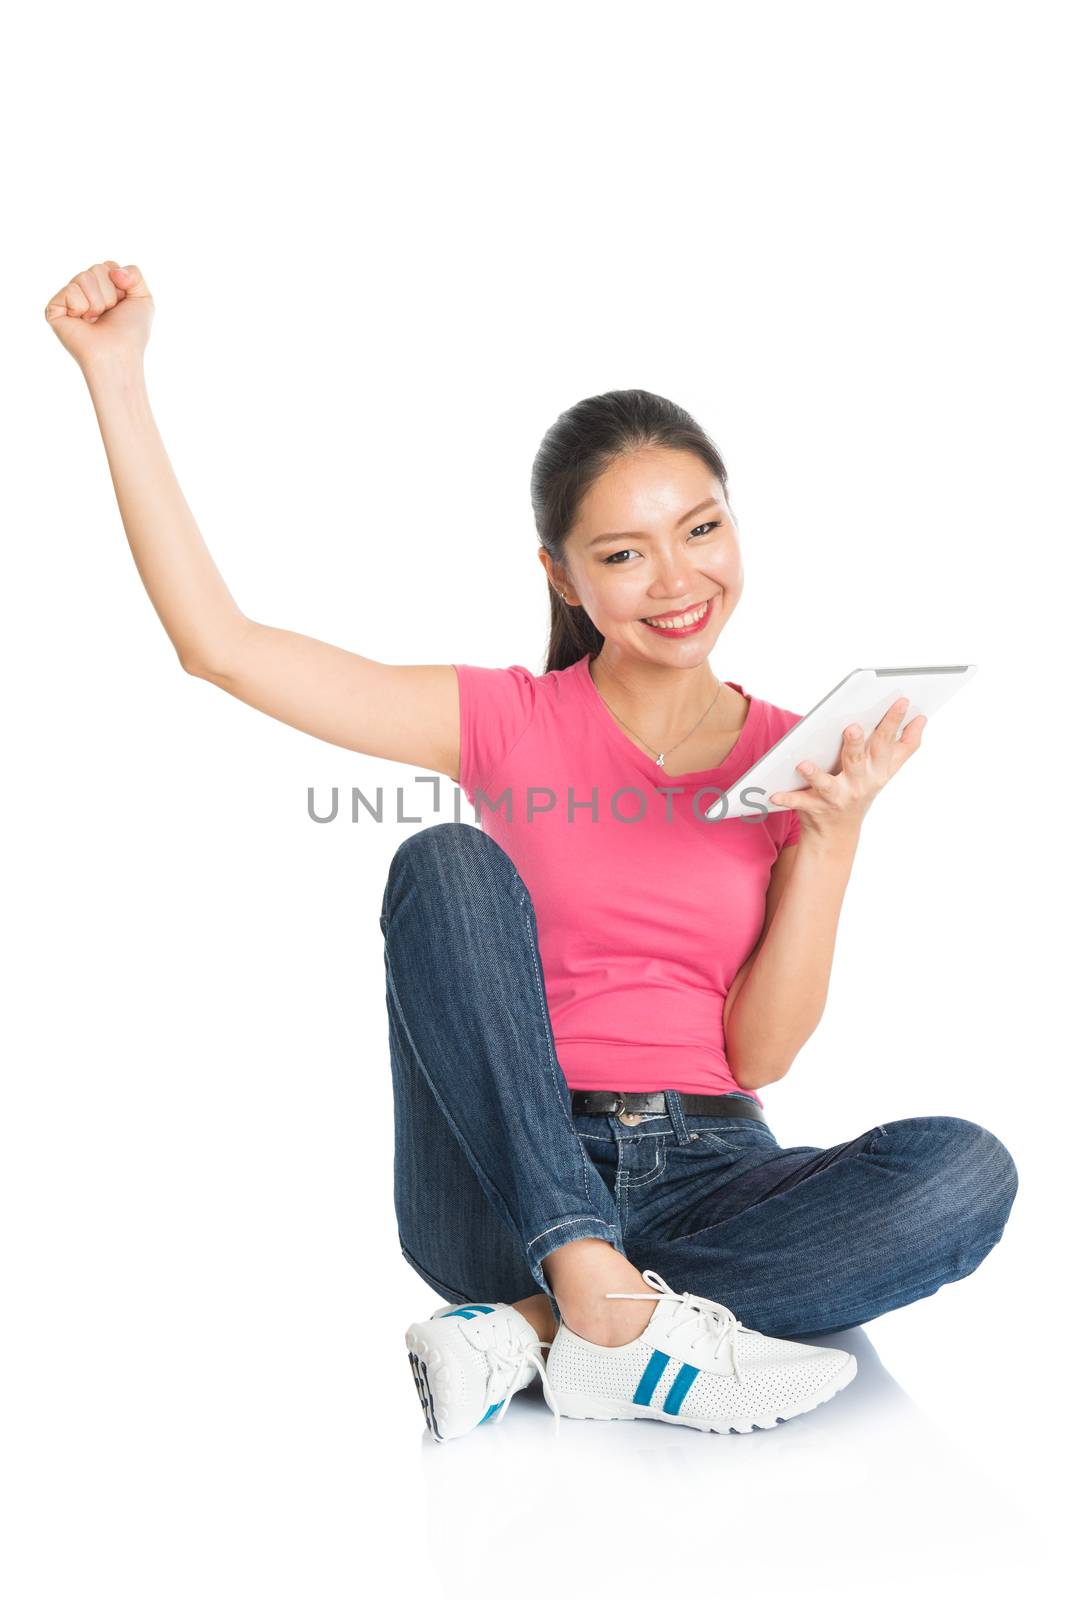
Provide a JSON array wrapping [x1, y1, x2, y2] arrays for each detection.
[[540, 445, 744, 668]]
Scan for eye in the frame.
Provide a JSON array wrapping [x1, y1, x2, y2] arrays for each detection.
[[601, 521, 722, 566]]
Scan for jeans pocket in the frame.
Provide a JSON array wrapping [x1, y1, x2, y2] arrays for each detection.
[[686, 1119, 779, 1154], [577, 1132, 619, 1191], [622, 1139, 666, 1188]]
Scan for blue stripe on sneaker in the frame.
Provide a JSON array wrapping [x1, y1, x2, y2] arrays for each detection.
[[439, 1304, 496, 1319], [478, 1400, 503, 1424], [662, 1362, 699, 1415], [632, 1348, 670, 1405]]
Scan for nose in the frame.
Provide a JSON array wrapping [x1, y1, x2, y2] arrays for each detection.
[[646, 553, 699, 599]]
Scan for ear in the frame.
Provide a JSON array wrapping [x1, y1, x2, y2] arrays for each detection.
[[538, 548, 568, 598]]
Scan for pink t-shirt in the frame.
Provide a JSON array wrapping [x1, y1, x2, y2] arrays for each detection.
[[452, 652, 804, 1110]]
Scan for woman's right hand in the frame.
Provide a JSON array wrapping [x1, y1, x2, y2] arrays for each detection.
[[44, 260, 154, 373]]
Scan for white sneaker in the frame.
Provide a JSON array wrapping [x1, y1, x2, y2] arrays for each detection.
[[545, 1269, 857, 1433], [405, 1300, 561, 1443]]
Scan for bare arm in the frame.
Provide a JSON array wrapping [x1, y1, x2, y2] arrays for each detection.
[[723, 832, 859, 1090], [83, 357, 247, 672], [85, 359, 461, 776], [49, 261, 460, 782], [87, 360, 462, 777], [723, 696, 925, 1088]]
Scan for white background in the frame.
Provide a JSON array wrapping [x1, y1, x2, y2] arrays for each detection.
[[4, 1, 1065, 1595]]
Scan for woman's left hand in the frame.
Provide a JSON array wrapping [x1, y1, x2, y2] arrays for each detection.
[[768, 698, 926, 841]]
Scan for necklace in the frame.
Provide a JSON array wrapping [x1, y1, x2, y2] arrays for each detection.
[[591, 661, 724, 768]]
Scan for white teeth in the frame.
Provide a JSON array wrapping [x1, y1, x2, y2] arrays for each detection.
[[642, 599, 710, 630]]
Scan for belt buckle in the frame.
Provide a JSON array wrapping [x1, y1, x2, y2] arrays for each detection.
[[616, 1095, 645, 1127]]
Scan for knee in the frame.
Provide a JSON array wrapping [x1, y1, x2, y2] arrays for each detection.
[[945, 1117, 1018, 1220], [379, 822, 516, 926], [387, 821, 511, 884], [892, 1114, 1019, 1239]]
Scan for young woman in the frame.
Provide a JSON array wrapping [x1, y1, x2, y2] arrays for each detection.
[[47, 261, 1019, 1446]]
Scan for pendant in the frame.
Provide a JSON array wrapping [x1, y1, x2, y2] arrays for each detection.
[[655, 753, 665, 767]]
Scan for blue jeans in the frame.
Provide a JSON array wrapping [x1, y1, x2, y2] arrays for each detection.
[[379, 822, 1019, 1339]]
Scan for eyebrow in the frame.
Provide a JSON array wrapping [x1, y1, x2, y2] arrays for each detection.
[[586, 496, 723, 547]]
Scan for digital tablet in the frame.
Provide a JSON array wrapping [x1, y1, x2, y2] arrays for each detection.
[[705, 664, 978, 823]]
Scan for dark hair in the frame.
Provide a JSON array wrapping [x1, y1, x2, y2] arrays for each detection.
[[531, 388, 732, 674]]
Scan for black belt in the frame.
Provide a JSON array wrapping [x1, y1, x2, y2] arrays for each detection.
[[570, 1089, 767, 1127]]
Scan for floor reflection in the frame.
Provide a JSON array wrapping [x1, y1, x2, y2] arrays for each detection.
[[411, 1325, 1055, 1600]]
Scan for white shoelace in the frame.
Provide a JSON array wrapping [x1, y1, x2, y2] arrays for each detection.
[[605, 1267, 745, 1385], [472, 1317, 563, 1437]]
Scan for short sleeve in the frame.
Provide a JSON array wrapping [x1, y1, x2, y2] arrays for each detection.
[[782, 807, 801, 849], [452, 662, 538, 804]]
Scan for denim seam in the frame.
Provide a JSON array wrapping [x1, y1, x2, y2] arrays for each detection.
[[517, 890, 599, 1217], [620, 1141, 666, 1188], [616, 1126, 695, 1140], [398, 1236, 477, 1305], [383, 961, 533, 1244], [690, 1129, 777, 1146], [526, 1216, 616, 1251], [691, 1132, 735, 1152]]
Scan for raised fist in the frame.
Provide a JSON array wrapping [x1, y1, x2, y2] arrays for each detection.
[[45, 260, 155, 370]]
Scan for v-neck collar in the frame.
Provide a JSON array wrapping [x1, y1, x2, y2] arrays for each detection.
[[577, 652, 763, 786]]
